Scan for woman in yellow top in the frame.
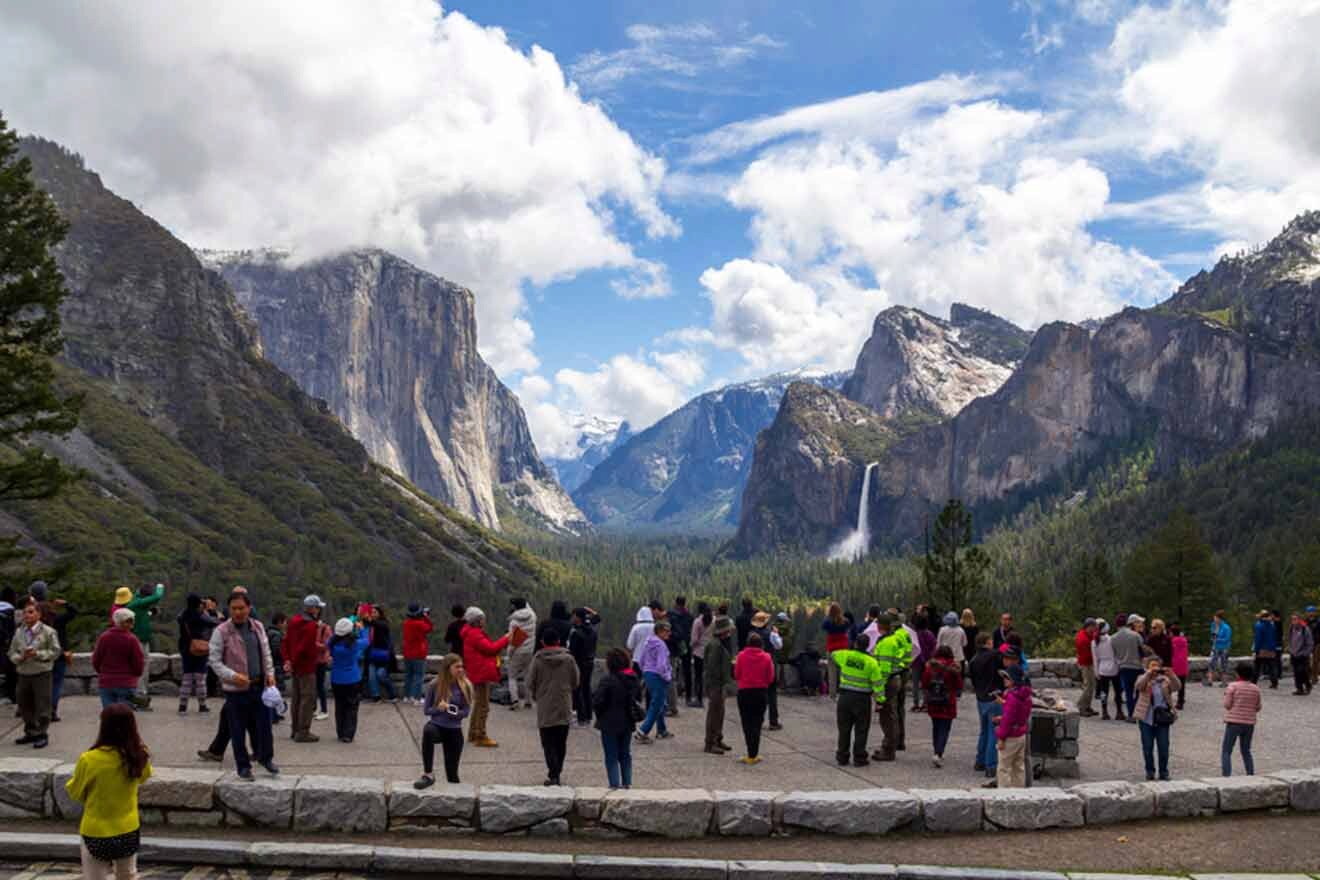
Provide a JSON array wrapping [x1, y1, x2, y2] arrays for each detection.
[[66, 703, 153, 880]]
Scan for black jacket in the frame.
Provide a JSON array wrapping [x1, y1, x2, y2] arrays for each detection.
[[569, 622, 598, 666], [177, 606, 219, 674], [536, 600, 573, 653], [668, 607, 693, 646], [593, 670, 641, 736], [969, 648, 1003, 702], [445, 618, 465, 656], [735, 608, 755, 650]]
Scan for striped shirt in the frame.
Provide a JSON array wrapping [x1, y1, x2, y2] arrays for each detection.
[[1223, 680, 1262, 726]]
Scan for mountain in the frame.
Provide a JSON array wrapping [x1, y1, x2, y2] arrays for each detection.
[[733, 216, 1320, 557], [7, 137, 551, 612], [572, 369, 848, 533], [200, 248, 586, 535], [543, 413, 632, 493]]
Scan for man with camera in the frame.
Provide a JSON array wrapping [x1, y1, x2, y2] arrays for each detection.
[[403, 602, 434, 704]]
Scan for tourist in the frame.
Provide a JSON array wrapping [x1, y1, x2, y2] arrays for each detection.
[[8, 601, 59, 748], [536, 600, 573, 653], [121, 584, 164, 705], [208, 590, 278, 781], [886, 611, 916, 752], [625, 602, 658, 658], [922, 645, 962, 767], [937, 612, 967, 664], [92, 609, 145, 709], [568, 607, 599, 726], [832, 631, 883, 766], [176, 594, 217, 714], [959, 609, 979, 669], [1146, 619, 1173, 667], [992, 612, 1014, 651], [527, 629, 578, 786], [365, 606, 397, 702], [402, 602, 433, 704], [1272, 610, 1287, 685], [0, 588, 17, 706], [29, 582, 76, 722], [735, 598, 756, 650], [1074, 618, 1098, 717], [1308, 607, 1320, 687], [733, 632, 774, 765], [1221, 662, 1262, 776], [284, 595, 325, 740], [703, 616, 736, 754], [1253, 610, 1280, 689], [314, 615, 331, 721], [267, 612, 287, 718], [668, 596, 694, 706], [1111, 614, 1145, 721], [1170, 624, 1190, 709], [748, 611, 783, 731], [506, 598, 537, 710], [822, 603, 852, 700], [444, 604, 466, 657], [991, 652, 1033, 789], [593, 647, 640, 789], [911, 611, 937, 712], [1094, 621, 1119, 720], [460, 607, 516, 747], [635, 620, 674, 744], [689, 602, 714, 709], [66, 703, 152, 880], [1289, 612, 1314, 695], [415, 653, 471, 788], [1206, 610, 1233, 687], [1134, 656, 1181, 781], [969, 632, 1001, 777], [329, 617, 370, 743], [196, 587, 250, 764]]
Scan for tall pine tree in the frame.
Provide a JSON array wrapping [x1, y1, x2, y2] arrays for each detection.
[[1121, 509, 1226, 648], [923, 498, 990, 612]]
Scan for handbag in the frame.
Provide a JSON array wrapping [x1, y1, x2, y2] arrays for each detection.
[[1153, 705, 1177, 727], [189, 639, 210, 657]]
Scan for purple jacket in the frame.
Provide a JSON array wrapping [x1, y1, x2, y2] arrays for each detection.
[[637, 635, 672, 680]]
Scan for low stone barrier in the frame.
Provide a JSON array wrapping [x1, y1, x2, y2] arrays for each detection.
[[5, 756, 1317, 839]]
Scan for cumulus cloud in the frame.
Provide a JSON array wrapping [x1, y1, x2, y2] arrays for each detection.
[[0, 1, 676, 375], [570, 22, 784, 94]]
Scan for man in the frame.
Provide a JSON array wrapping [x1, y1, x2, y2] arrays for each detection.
[[735, 598, 756, 651], [444, 604, 467, 657], [283, 594, 326, 742], [209, 590, 278, 780], [883, 610, 916, 751], [29, 581, 76, 722], [969, 632, 1002, 780], [92, 608, 145, 708], [1075, 618, 1099, 717], [869, 615, 902, 762], [8, 601, 59, 748], [832, 632, 884, 766], [1307, 607, 1320, 687], [702, 616, 736, 755], [1110, 615, 1145, 720], [668, 596, 694, 705], [526, 629, 578, 786], [1206, 610, 1233, 687], [1288, 612, 1314, 696], [992, 613, 1015, 651], [1253, 609, 1280, 689], [506, 598, 537, 709], [0, 588, 17, 704], [1272, 610, 1287, 687], [568, 607, 599, 726]]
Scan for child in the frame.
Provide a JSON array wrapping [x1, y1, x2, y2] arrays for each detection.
[[990, 650, 1033, 789], [66, 703, 153, 880], [1222, 662, 1262, 776], [416, 653, 472, 788]]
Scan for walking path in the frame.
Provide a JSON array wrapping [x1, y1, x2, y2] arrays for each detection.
[[7, 680, 1316, 790]]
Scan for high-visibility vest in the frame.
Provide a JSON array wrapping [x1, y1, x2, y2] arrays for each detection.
[[831, 649, 885, 703], [890, 626, 915, 671], [872, 632, 902, 683]]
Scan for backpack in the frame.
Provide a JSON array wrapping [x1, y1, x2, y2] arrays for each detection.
[[924, 668, 951, 706]]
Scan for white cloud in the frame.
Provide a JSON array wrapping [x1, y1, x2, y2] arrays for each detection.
[[0, 1, 676, 375], [610, 259, 672, 300], [570, 21, 784, 94]]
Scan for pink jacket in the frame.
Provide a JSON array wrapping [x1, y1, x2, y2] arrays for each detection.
[[734, 646, 776, 690], [1223, 679, 1262, 726], [996, 684, 1033, 740], [1171, 635, 1190, 677]]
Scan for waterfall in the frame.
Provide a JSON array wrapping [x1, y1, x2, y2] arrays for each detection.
[[829, 462, 879, 562]]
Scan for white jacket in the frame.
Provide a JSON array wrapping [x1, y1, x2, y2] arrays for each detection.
[[626, 607, 654, 658], [507, 607, 537, 658], [1094, 634, 1119, 678]]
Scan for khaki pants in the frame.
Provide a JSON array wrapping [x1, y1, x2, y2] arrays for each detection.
[[704, 689, 726, 748], [80, 844, 136, 880], [290, 673, 316, 736], [1078, 665, 1096, 713], [997, 735, 1027, 789], [17, 670, 52, 738], [507, 648, 533, 705], [469, 682, 491, 742]]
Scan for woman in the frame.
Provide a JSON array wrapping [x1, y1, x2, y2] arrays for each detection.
[[922, 645, 963, 768], [959, 609, 979, 668], [1134, 657, 1181, 781], [821, 603, 851, 700], [1222, 662, 1262, 776], [592, 648, 641, 790], [176, 594, 217, 714], [415, 653, 472, 788], [733, 633, 774, 765], [66, 703, 153, 880], [92, 609, 145, 709], [366, 607, 397, 702], [1170, 624, 1190, 709], [911, 612, 937, 711], [329, 618, 371, 743], [689, 601, 714, 708], [1146, 619, 1173, 668], [314, 616, 332, 720], [1094, 621, 1120, 720], [460, 607, 515, 748], [936, 614, 967, 677], [634, 620, 674, 744]]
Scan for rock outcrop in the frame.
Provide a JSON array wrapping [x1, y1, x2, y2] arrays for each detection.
[[205, 248, 585, 534], [544, 414, 632, 493]]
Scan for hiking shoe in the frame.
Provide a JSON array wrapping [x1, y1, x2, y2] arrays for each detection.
[[237, 768, 255, 781], [414, 775, 435, 790], [293, 733, 320, 743], [197, 750, 222, 763], [32, 736, 48, 749], [871, 751, 896, 762], [657, 731, 674, 740], [634, 733, 653, 745], [261, 761, 280, 776]]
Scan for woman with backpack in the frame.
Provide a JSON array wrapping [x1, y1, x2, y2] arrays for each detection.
[[415, 653, 472, 788], [592, 647, 642, 790], [1134, 656, 1182, 781], [922, 645, 963, 768], [66, 703, 153, 880]]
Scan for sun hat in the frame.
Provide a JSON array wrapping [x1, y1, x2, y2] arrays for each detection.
[[334, 618, 353, 637], [114, 587, 133, 605], [751, 611, 771, 628]]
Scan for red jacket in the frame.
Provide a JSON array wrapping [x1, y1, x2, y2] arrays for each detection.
[[1074, 629, 1094, 667], [921, 658, 963, 720], [402, 616, 433, 660], [461, 623, 510, 685], [733, 646, 775, 690], [92, 627, 145, 690], [284, 613, 322, 676]]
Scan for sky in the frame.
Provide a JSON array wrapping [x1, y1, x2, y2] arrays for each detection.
[[3, 1, 1320, 458]]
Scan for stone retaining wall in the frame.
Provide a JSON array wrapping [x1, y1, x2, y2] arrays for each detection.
[[5, 756, 1317, 838]]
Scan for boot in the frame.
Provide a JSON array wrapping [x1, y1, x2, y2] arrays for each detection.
[[1101, 703, 1110, 721]]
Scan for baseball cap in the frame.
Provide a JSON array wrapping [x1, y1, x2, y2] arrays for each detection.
[[1307, 606, 1317, 613], [28, 581, 48, 601], [334, 618, 353, 637], [303, 594, 326, 609]]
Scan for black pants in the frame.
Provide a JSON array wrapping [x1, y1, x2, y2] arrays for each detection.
[[226, 687, 274, 773], [573, 662, 594, 724], [692, 658, 705, 705], [333, 683, 360, 742], [208, 702, 234, 755], [678, 650, 693, 700], [422, 723, 464, 782], [767, 678, 779, 726], [1256, 653, 1280, 687], [836, 690, 872, 762], [1294, 655, 1312, 693], [539, 724, 569, 781], [737, 688, 767, 758]]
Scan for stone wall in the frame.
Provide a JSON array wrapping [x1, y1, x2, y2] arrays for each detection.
[[5, 757, 1317, 838]]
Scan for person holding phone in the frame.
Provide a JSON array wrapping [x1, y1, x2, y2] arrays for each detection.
[[415, 653, 472, 788], [1134, 657, 1181, 781]]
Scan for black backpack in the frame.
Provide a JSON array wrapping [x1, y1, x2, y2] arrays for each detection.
[[925, 669, 951, 706]]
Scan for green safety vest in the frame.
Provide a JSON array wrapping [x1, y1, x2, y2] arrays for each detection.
[[872, 632, 903, 683], [891, 626, 915, 671], [831, 649, 885, 703]]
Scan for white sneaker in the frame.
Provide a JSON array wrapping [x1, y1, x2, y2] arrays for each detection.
[[314, 712, 329, 721], [932, 755, 943, 768]]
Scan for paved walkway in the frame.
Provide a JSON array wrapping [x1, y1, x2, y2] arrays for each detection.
[[5, 682, 1316, 790]]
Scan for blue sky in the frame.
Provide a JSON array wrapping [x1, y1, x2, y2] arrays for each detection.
[[4, 1, 1318, 455]]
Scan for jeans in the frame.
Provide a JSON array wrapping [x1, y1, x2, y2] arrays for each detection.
[[99, 687, 135, 709], [601, 730, 632, 789], [404, 659, 426, 701], [737, 687, 768, 758], [540, 724, 569, 781], [51, 654, 67, 714], [1119, 668, 1141, 715], [1209, 649, 1229, 680], [931, 716, 953, 757], [976, 699, 998, 769], [368, 664, 396, 700], [1221, 722, 1254, 776], [226, 686, 275, 773], [422, 722, 464, 782], [332, 682, 360, 741], [640, 672, 669, 736], [1139, 720, 1171, 780]]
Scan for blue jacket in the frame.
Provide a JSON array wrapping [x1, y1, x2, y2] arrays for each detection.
[[1210, 620, 1232, 652], [331, 627, 371, 685], [1253, 619, 1275, 654]]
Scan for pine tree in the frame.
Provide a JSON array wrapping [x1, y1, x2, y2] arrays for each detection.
[[0, 113, 81, 504], [1121, 509, 1226, 647], [923, 499, 990, 612]]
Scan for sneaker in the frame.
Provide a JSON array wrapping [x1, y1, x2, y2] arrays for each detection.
[[739, 755, 762, 765], [198, 704, 210, 713], [634, 733, 653, 745], [237, 768, 255, 781], [981, 779, 998, 789], [932, 754, 943, 768], [15, 735, 35, 745], [314, 712, 329, 721], [414, 775, 435, 790], [767, 723, 783, 731], [197, 749, 223, 762], [261, 761, 280, 776], [32, 736, 48, 749], [657, 731, 674, 740]]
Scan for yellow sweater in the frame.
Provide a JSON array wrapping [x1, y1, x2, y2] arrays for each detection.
[[66, 747, 153, 838]]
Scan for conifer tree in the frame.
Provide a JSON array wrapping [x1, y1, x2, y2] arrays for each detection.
[[923, 498, 990, 612], [1121, 509, 1226, 647]]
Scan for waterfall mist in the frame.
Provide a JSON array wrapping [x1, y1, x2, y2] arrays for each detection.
[[829, 461, 878, 562]]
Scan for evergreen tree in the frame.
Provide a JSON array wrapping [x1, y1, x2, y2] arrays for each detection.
[[1062, 552, 1116, 622], [1121, 509, 1226, 647], [923, 499, 990, 612]]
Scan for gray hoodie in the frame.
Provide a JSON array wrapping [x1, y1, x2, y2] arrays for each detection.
[[1110, 626, 1145, 670]]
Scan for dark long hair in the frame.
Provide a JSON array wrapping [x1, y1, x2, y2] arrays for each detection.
[[93, 703, 150, 781]]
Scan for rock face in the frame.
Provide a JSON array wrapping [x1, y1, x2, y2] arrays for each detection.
[[544, 414, 632, 493], [575, 370, 848, 533], [206, 248, 585, 534]]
